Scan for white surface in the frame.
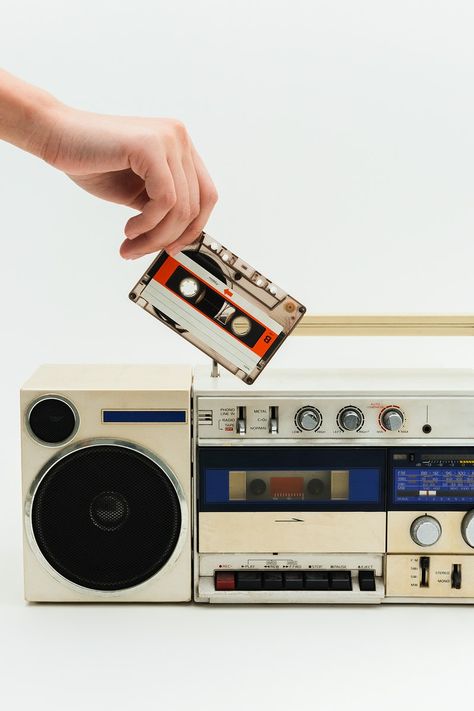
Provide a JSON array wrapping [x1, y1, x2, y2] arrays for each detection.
[[2, 1, 474, 709]]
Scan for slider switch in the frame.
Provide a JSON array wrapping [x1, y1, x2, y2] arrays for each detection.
[[237, 406, 246, 435], [358, 570, 376, 592], [451, 564, 462, 590], [269, 406, 279, 434]]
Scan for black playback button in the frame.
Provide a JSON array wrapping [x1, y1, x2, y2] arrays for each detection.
[[263, 571, 283, 590], [284, 571, 304, 590], [358, 570, 376, 592], [330, 571, 352, 591], [305, 571, 330, 590], [236, 572, 262, 590]]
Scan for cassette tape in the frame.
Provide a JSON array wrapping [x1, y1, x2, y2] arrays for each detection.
[[129, 232, 305, 384]]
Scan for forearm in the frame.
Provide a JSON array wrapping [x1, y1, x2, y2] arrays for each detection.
[[0, 69, 61, 158]]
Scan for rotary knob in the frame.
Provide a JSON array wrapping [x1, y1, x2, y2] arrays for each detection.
[[461, 510, 474, 547], [381, 408, 404, 431], [295, 407, 321, 432], [410, 515, 442, 546], [339, 407, 363, 432]]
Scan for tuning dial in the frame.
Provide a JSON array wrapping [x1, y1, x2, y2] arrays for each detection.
[[295, 407, 321, 432], [410, 515, 442, 546], [381, 408, 404, 431], [461, 510, 474, 547], [338, 407, 363, 432]]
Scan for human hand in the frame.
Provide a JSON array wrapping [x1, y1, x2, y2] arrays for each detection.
[[40, 107, 218, 258]]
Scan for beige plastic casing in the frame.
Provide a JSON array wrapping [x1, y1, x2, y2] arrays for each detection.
[[199, 512, 385, 553], [21, 364, 192, 603], [193, 366, 474, 603]]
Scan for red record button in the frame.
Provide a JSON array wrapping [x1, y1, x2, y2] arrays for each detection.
[[215, 572, 236, 591]]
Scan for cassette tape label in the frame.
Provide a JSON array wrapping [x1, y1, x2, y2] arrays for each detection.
[[142, 278, 262, 375], [130, 232, 305, 383], [150, 252, 280, 354]]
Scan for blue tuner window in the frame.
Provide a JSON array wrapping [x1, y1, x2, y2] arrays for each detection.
[[393, 467, 474, 505]]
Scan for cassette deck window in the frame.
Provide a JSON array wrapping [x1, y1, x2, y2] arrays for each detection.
[[228, 470, 350, 502], [199, 446, 386, 512]]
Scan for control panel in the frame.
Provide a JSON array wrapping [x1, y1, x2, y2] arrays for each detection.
[[198, 553, 384, 603], [386, 555, 474, 598], [197, 396, 474, 439]]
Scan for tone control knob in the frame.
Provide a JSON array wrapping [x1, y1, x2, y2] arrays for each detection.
[[295, 407, 321, 432], [461, 510, 474, 547], [339, 407, 363, 432], [410, 515, 442, 546], [381, 408, 404, 431]]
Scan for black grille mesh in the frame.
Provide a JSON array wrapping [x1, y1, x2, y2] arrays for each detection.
[[32, 444, 182, 591], [28, 398, 76, 444]]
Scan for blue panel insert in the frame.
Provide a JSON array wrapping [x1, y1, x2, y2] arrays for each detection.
[[349, 468, 381, 502], [205, 469, 230, 503], [103, 410, 186, 423], [393, 467, 474, 505]]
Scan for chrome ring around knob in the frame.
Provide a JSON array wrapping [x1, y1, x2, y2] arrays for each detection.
[[461, 510, 474, 547], [338, 407, 363, 432], [295, 407, 322, 432], [381, 408, 404, 431], [410, 515, 442, 546]]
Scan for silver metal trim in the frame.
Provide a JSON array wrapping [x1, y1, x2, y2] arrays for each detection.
[[25, 438, 189, 598], [25, 395, 80, 448]]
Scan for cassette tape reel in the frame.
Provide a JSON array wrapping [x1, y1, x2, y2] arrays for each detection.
[[129, 232, 305, 384]]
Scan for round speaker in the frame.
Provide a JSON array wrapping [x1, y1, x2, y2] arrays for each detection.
[[27, 441, 186, 592], [27, 396, 78, 445]]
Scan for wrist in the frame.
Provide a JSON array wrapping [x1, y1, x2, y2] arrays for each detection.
[[0, 69, 65, 161]]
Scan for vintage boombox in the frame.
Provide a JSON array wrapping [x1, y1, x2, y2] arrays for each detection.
[[21, 363, 474, 604]]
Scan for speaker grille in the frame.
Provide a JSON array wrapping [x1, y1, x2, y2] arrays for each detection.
[[31, 444, 182, 591], [28, 397, 77, 444]]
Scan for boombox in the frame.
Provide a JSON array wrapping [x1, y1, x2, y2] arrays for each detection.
[[21, 363, 474, 604]]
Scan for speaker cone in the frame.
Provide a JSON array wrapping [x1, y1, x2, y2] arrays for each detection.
[[29, 443, 184, 591]]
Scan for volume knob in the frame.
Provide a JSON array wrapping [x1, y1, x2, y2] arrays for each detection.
[[295, 407, 321, 432], [461, 510, 474, 547], [381, 408, 404, 431], [410, 515, 442, 546], [339, 408, 363, 432]]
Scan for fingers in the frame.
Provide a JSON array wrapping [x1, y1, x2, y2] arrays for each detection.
[[120, 155, 194, 259], [166, 146, 218, 256], [120, 122, 217, 260], [124, 151, 176, 238]]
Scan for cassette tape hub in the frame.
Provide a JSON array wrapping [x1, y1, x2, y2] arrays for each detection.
[[129, 232, 305, 384], [193, 366, 474, 604]]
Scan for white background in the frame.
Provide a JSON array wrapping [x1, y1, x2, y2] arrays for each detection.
[[2, 1, 474, 708]]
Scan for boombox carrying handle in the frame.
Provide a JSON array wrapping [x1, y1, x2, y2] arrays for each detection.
[[293, 315, 474, 337]]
